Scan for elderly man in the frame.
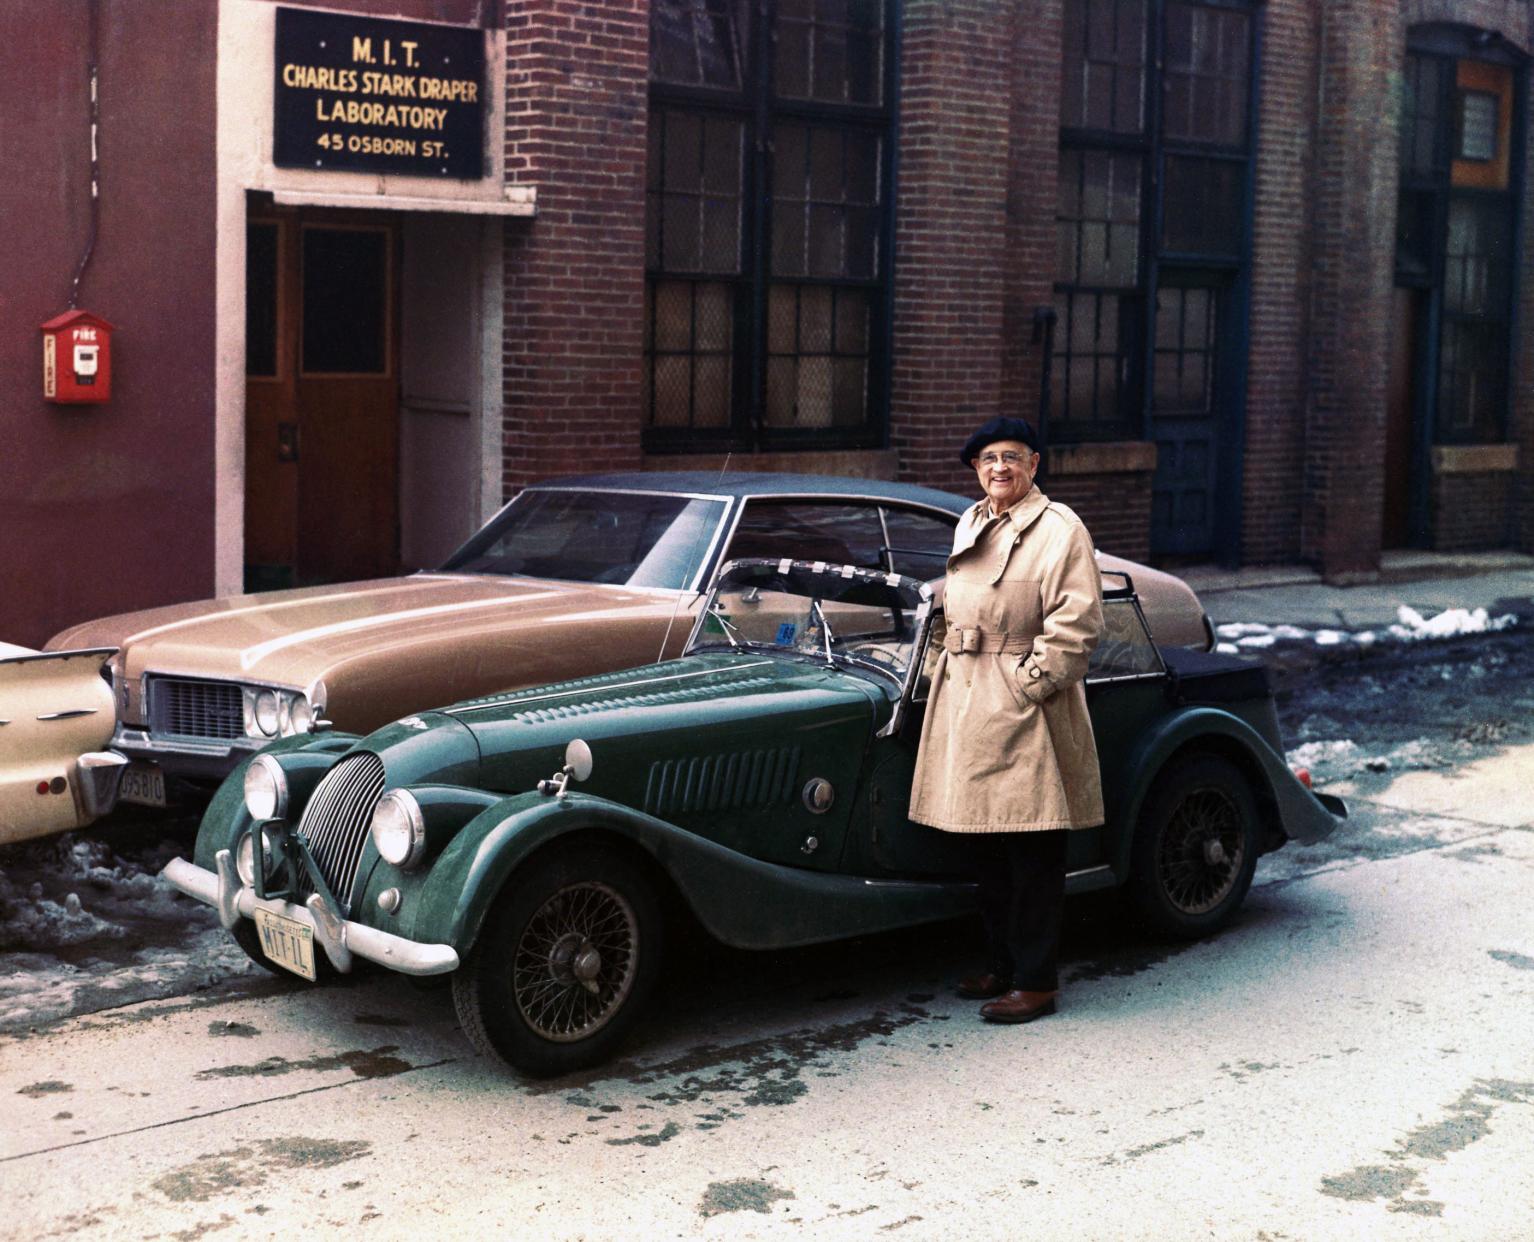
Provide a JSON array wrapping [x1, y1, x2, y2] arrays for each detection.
[[909, 416, 1104, 1024]]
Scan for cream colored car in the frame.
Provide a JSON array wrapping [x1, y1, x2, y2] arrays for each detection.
[[0, 643, 127, 845]]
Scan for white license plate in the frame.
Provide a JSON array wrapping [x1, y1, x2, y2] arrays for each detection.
[[254, 908, 317, 981], [118, 763, 166, 807]]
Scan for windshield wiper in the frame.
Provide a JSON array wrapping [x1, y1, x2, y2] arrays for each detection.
[[811, 600, 835, 665], [705, 606, 742, 648]]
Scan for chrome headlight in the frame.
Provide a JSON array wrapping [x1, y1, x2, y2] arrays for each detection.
[[243, 754, 289, 821], [286, 693, 313, 735], [235, 825, 276, 887], [254, 689, 281, 736], [370, 789, 426, 869]]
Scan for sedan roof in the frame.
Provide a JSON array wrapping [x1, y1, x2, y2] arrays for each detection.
[[527, 471, 972, 515]]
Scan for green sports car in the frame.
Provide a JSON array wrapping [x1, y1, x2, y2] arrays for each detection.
[[163, 560, 1343, 1076]]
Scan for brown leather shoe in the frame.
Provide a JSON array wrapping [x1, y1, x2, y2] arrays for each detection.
[[956, 972, 1010, 999], [979, 989, 1058, 1024]]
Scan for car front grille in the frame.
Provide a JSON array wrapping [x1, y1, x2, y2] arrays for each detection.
[[149, 677, 244, 740], [296, 752, 386, 912]]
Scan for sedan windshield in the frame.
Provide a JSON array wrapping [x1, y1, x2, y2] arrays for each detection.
[[690, 560, 932, 683], [442, 490, 728, 590]]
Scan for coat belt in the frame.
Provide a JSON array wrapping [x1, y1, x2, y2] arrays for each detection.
[[943, 626, 1031, 655]]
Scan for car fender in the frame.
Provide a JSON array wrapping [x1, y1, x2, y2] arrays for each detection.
[[1105, 706, 1343, 880], [408, 790, 976, 953]]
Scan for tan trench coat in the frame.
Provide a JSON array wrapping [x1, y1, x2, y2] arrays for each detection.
[[909, 486, 1105, 833]]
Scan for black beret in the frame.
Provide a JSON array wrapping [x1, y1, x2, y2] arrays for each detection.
[[959, 416, 1040, 466]]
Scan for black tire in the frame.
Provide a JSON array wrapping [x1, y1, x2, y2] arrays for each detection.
[[1127, 754, 1260, 939], [453, 845, 663, 1077]]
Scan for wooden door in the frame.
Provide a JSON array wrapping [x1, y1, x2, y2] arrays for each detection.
[[244, 213, 399, 589]]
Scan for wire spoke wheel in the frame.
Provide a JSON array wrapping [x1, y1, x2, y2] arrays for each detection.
[[512, 881, 639, 1042], [1155, 787, 1245, 916], [454, 845, 663, 1076], [1129, 754, 1260, 939]]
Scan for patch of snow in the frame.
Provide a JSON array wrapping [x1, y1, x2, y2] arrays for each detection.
[[1215, 642, 1239, 655], [1390, 605, 1517, 641], [1215, 622, 1273, 638], [1286, 739, 1359, 772], [0, 825, 258, 1031], [1236, 634, 1276, 648], [1314, 630, 1346, 646], [1272, 624, 1309, 640]]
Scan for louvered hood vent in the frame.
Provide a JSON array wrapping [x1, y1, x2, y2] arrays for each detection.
[[449, 661, 780, 725], [644, 745, 802, 817]]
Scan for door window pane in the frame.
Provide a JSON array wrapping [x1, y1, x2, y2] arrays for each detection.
[[301, 228, 387, 375], [246, 223, 278, 378], [881, 507, 957, 580]]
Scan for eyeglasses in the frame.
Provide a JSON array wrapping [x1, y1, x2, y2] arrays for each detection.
[[977, 451, 1033, 468]]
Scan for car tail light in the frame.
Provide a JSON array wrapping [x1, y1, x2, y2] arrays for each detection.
[[1293, 767, 1312, 789]]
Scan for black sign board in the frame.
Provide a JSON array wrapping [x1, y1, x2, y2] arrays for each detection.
[[274, 7, 484, 180]]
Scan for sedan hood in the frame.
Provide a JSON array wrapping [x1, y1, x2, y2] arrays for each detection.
[[48, 574, 684, 689]]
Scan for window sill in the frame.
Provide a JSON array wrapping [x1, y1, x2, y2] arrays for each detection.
[[1046, 441, 1157, 476], [1430, 443, 1519, 474]]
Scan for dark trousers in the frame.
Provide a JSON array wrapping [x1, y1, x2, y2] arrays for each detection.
[[973, 829, 1068, 992]]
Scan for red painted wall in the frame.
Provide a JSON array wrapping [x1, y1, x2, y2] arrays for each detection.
[[0, 0, 217, 647]]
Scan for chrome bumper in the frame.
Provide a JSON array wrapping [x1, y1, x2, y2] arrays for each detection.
[[161, 853, 459, 977], [77, 750, 129, 819]]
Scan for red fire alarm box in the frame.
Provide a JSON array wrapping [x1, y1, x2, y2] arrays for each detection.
[[41, 310, 115, 404]]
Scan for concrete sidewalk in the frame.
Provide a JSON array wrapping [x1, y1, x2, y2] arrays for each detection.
[[1180, 550, 1534, 633]]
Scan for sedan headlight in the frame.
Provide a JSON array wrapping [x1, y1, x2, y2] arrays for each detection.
[[243, 754, 289, 821], [244, 687, 317, 739], [370, 789, 426, 869], [254, 689, 281, 736]]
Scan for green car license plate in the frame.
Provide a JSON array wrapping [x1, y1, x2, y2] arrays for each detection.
[[254, 908, 317, 981]]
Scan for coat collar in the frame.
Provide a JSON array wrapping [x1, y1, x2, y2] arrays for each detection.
[[952, 485, 1049, 560]]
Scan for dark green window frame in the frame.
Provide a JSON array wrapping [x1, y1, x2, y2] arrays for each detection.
[[645, 0, 897, 453], [1051, 0, 1257, 445]]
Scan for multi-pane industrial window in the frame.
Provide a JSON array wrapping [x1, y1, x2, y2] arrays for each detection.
[[646, 0, 892, 449], [1053, 1, 1253, 442], [1396, 45, 1519, 445]]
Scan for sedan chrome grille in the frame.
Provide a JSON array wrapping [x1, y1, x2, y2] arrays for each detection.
[[296, 752, 386, 912], [149, 677, 243, 740]]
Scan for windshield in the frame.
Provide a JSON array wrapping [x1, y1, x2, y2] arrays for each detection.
[[689, 559, 933, 683], [441, 490, 728, 589]]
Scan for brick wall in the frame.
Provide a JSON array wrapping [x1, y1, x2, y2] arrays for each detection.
[[1000, 0, 1063, 433], [1241, 0, 1318, 565], [1300, 0, 1400, 579], [889, 0, 1016, 498], [500, 0, 648, 494], [1431, 472, 1513, 551]]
